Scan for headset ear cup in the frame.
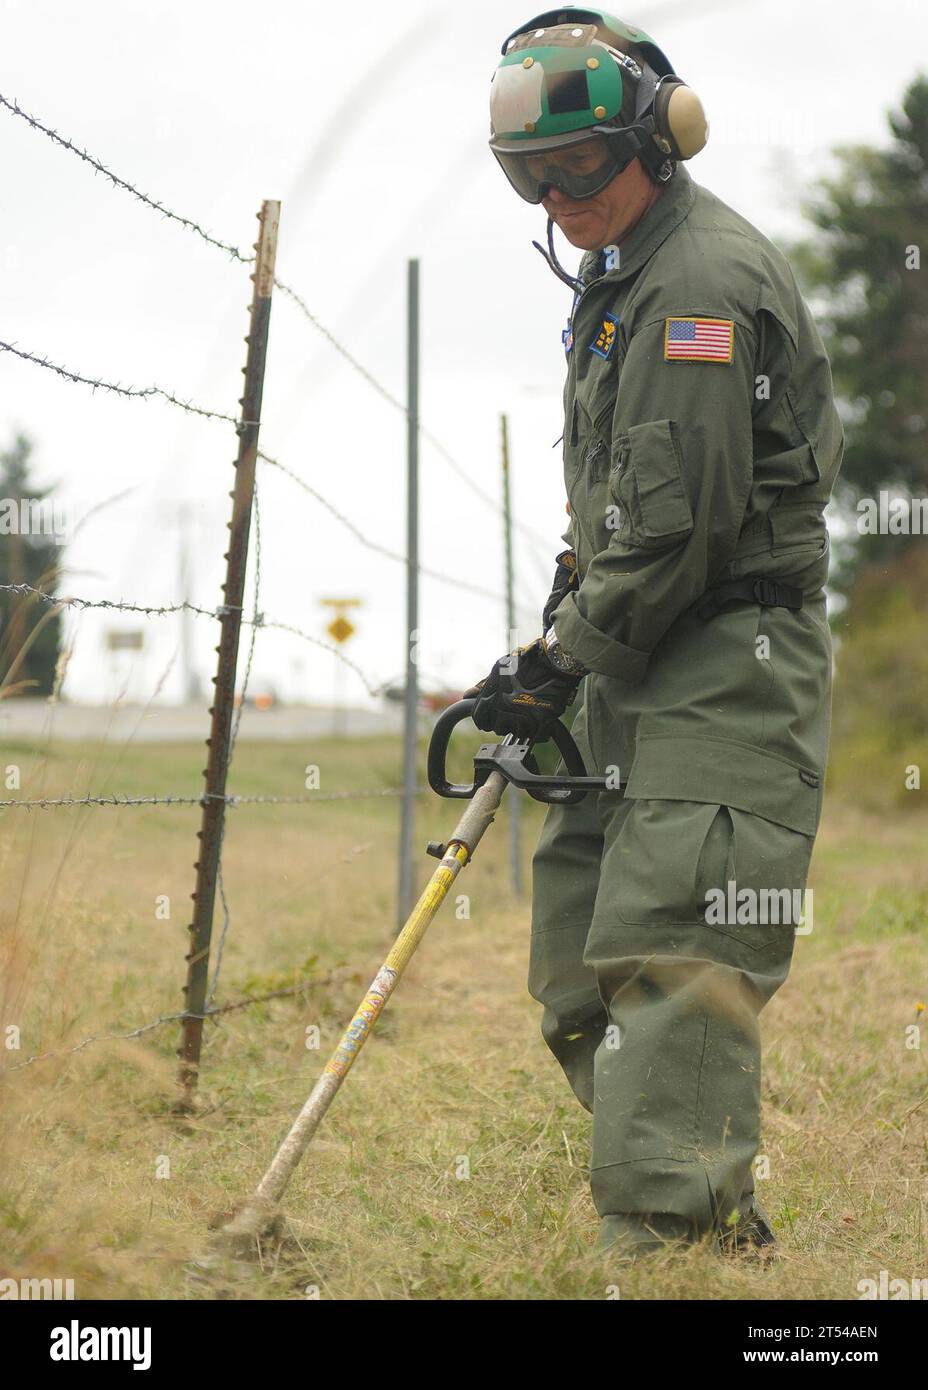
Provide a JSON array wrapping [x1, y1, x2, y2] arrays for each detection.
[[654, 79, 709, 161]]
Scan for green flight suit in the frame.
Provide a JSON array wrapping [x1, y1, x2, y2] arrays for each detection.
[[529, 164, 843, 1246]]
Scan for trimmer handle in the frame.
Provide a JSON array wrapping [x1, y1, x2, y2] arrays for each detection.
[[427, 698, 608, 806], [427, 699, 483, 799]]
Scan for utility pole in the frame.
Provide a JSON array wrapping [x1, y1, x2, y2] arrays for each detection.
[[177, 503, 201, 705], [158, 499, 201, 704], [501, 413, 523, 897], [397, 258, 420, 927]]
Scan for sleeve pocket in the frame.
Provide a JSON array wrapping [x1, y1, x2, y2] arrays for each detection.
[[611, 418, 694, 545]]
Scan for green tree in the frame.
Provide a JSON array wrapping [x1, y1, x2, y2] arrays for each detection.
[[826, 544, 928, 809], [791, 75, 928, 590], [0, 432, 63, 696]]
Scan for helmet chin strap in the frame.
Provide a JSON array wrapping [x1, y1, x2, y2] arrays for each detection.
[[532, 216, 583, 292]]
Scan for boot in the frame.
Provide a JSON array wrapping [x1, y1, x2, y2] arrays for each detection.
[[717, 1198, 777, 1257]]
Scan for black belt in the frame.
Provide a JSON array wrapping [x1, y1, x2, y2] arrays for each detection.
[[697, 577, 804, 622]]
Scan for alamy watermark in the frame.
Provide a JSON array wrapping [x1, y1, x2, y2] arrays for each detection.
[[857, 1271, 928, 1300], [0, 1275, 75, 1299], [49, 1320, 151, 1370], [0, 496, 68, 543], [705, 882, 813, 934], [856, 493, 928, 535]]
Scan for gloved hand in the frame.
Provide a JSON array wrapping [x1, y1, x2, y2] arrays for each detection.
[[542, 548, 579, 631], [463, 635, 583, 740]]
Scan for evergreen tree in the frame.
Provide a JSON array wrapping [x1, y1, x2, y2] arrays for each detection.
[[791, 76, 928, 589]]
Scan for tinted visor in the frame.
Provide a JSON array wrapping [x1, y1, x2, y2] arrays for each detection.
[[491, 127, 647, 204]]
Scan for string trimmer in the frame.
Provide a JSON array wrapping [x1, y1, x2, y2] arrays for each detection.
[[217, 698, 605, 1252]]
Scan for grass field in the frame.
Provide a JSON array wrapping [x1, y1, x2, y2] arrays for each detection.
[[1, 723, 926, 1301]]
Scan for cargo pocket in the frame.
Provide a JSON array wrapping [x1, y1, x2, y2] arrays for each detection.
[[587, 799, 813, 973], [694, 805, 813, 963], [610, 418, 693, 549], [590, 799, 720, 935], [767, 506, 829, 569], [784, 388, 823, 485]]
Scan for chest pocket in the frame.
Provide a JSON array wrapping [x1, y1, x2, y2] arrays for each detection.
[[563, 366, 615, 488], [576, 346, 622, 444], [610, 418, 694, 549]]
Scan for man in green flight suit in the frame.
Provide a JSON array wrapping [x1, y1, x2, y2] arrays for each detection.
[[468, 7, 843, 1256]]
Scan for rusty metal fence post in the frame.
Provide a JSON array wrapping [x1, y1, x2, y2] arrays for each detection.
[[177, 199, 280, 1104]]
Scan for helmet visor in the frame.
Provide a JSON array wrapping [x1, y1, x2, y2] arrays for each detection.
[[490, 128, 645, 204]]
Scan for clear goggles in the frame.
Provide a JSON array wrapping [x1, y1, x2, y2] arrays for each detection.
[[490, 126, 649, 205]]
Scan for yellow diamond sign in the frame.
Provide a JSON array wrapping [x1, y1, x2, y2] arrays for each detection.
[[327, 615, 355, 645]]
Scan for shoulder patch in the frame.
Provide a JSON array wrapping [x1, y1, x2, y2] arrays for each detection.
[[589, 313, 620, 360], [664, 317, 734, 364]]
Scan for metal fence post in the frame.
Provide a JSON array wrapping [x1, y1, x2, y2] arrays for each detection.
[[500, 412, 523, 897], [397, 258, 420, 927], [177, 199, 280, 1104]]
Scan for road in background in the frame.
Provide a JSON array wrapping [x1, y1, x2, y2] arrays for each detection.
[[0, 699, 404, 743]]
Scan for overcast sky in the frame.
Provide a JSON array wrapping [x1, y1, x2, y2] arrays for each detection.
[[3, 0, 925, 706]]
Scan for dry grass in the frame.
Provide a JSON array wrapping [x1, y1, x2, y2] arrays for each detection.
[[0, 729, 925, 1300]]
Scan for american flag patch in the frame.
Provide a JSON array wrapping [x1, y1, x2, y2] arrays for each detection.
[[664, 317, 734, 363]]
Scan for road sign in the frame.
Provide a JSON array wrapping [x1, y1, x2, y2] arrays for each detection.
[[105, 630, 144, 651], [327, 615, 355, 645]]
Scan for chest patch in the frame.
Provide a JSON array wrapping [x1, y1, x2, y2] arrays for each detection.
[[589, 313, 620, 360], [664, 316, 734, 363]]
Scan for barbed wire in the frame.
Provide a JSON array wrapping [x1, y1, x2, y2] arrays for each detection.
[[0, 329, 542, 615], [258, 450, 409, 560], [258, 450, 537, 617], [227, 788, 415, 804], [0, 581, 229, 622], [0, 340, 240, 426], [0, 91, 554, 556], [4, 577, 502, 700], [0, 580, 387, 694], [0, 788, 415, 811], [258, 618, 384, 697], [0, 90, 537, 1093], [271, 286, 552, 552], [1, 1009, 190, 1074], [271, 279, 404, 410], [0, 329, 538, 611], [0, 93, 250, 264], [1, 966, 360, 1074]]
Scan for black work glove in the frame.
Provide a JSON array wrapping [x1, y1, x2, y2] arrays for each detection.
[[542, 548, 579, 631], [463, 636, 583, 740]]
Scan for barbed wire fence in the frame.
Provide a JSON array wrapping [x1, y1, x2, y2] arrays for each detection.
[[0, 91, 553, 1097]]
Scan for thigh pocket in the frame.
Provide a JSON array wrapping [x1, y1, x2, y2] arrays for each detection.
[[587, 799, 813, 966], [697, 805, 814, 954], [591, 799, 719, 934]]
